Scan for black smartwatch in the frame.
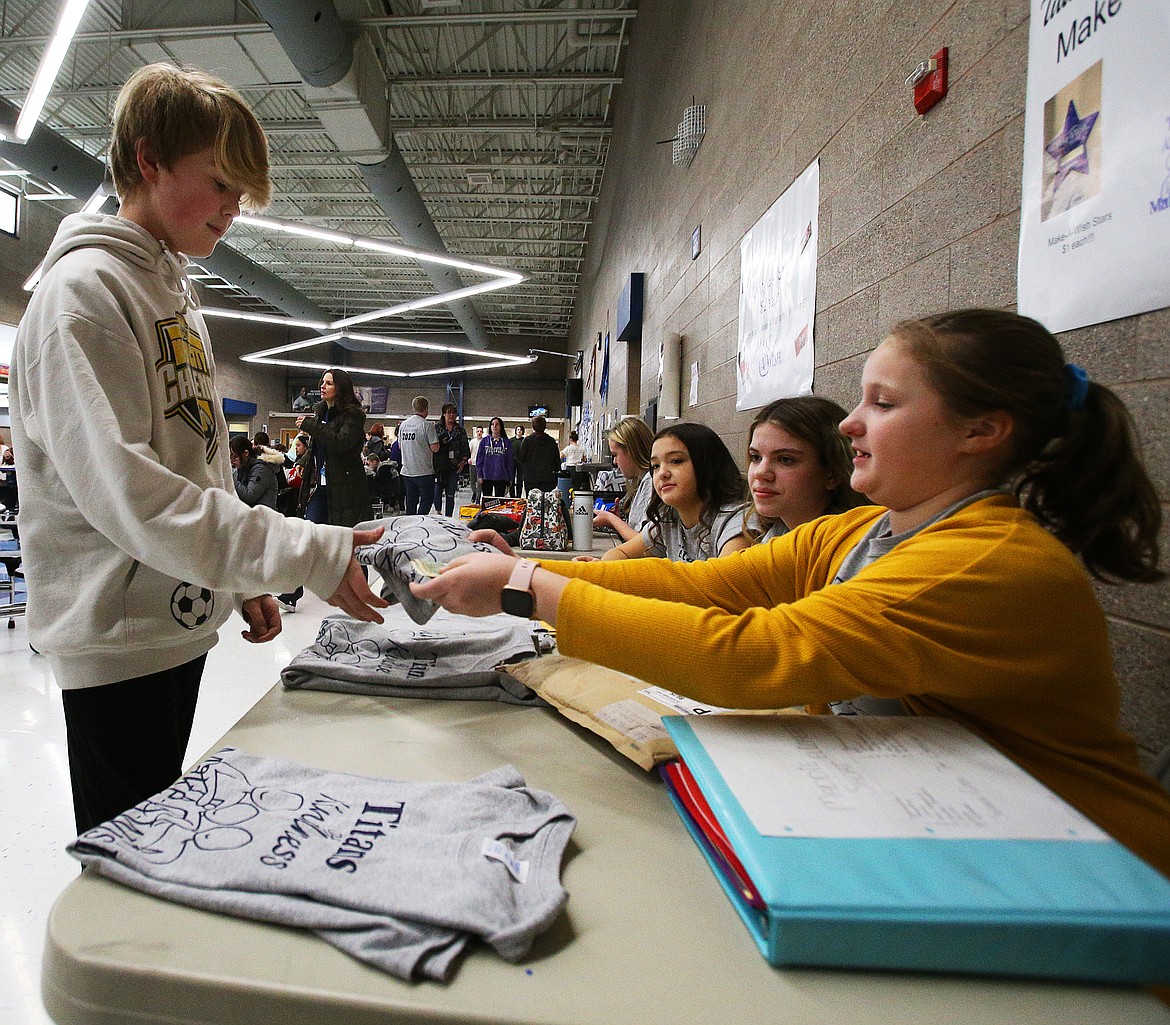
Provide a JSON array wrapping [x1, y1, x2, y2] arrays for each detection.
[[501, 559, 538, 618]]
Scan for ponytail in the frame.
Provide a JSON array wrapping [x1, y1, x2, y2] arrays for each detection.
[[895, 309, 1163, 584], [1017, 382, 1163, 582]]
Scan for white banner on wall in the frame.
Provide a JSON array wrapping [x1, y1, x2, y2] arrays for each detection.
[[1018, 2, 1170, 333], [736, 158, 819, 411]]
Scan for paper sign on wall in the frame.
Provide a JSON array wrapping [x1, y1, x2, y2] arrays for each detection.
[[736, 159, 818, 410], [1018, 2, 1170, 332]]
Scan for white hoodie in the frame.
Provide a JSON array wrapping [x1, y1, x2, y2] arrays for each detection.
[[10, 213, 354, 690]]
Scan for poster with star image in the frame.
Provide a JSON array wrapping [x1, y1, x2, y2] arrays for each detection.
[[1018, 1, 1170, 333]]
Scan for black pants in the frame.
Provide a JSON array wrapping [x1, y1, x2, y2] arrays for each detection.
[[61, 654, 206, 834]]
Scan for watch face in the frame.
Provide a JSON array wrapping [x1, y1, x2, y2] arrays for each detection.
[[501, 586, 534, 618]]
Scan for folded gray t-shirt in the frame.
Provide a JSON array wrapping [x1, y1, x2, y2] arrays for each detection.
[[355, 515, 500, 623], [69, 748, 576, 981], [282, 606, 554, 706]]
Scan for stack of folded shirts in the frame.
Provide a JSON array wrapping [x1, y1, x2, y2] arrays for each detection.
[[282, 605, 553, 705]]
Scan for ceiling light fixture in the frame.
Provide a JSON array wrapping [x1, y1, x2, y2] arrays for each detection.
[[14, 0, 92, 143], [217, 215, 527, 379], [241, 330, 537, 380]]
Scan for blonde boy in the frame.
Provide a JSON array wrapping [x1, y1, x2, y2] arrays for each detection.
[[10, 64, 386, 834]]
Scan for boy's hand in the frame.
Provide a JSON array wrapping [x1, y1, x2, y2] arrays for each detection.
[[327, 525, 390, 623], [241, 595, 282, 643]]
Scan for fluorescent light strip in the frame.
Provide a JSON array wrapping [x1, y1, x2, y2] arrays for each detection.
[[202, 308, 330, 331], [241, 331, 536, 380], [407, 356, 536, 379], [224, 215, 526, 378], [332, 278, 523, 330], [233, 213, 523, 284], [241, 357, 410, 378], [344, 330, 492, 359], [15, 0, 91, 141]]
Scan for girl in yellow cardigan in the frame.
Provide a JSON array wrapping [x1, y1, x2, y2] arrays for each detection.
[[412, 309, 1170, 878]]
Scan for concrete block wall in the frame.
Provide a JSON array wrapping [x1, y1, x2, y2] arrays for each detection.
[[570, 0, 1169, 766]]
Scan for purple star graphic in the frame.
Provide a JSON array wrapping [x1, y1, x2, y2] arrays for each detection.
[[1045, 99, 1099, 191]]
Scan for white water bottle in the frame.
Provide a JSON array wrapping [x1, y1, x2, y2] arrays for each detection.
[[571, 489, 594, 551]]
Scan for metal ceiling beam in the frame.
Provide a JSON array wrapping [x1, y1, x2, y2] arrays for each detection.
[[388, 120, 611, 135], [388, 74, 622, 88], [250, 0, 493, 349], [0, 8, 636, 48]]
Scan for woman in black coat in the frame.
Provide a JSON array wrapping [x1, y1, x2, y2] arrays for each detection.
[[276, 367, 372, 612], [294, 367, 372, 527]]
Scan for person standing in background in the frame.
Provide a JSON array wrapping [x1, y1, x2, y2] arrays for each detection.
[[433, 403, 471, 517], [476, 417, 514, 498], [468, 426, 484, 504], [512, 425, 527, 497], [275, 367, 372, 612], [561, 430, 585, 467], [399, 396, 441, 515], [518, 416, 562, 493]]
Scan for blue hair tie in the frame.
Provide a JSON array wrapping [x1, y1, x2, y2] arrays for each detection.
[[1064, 363, 1089, 412]]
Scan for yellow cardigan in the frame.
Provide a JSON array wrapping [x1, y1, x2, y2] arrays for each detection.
[[544, 495, 1170, 878]]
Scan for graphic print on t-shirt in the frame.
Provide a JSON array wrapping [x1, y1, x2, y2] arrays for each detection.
[[154, 315, 219, 462]]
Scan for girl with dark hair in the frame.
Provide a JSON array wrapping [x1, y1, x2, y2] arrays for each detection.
[[731, 395, 867, 548], [277, 367, 372, 611], [475, 417, 514, 499], [415, 309, 1170, 878], [599, 422, 746, 562], [228, 435, 279, 509]]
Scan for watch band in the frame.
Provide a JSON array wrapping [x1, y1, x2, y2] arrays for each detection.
[[505, 558, 539, 594], [501, 559, 539, 618]]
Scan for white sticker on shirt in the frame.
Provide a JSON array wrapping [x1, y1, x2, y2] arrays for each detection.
[[639, 685, 732, 716], [596, 700, 670, 744], [481, 838, 529, 883]]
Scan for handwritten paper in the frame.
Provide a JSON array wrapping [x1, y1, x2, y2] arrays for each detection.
[[687, 716, 1109, 842]]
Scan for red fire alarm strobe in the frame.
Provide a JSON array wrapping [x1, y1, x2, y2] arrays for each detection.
[[909, 47, 948, 115]]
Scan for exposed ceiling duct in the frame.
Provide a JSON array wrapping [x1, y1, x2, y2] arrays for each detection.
[[0, 98, 328, 322], [250, 0, 491, 349]]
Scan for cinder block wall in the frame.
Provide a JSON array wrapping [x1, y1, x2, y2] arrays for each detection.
[[570, 0, 1169, 767]]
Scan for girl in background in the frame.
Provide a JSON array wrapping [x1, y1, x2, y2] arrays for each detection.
[[415, 309, 1170, 877], [733, 395, 867, 547], [229, 436, 279, 509], [593, 416, 655, 543], [364, 422, 388, 461], [476, 417, 514, 498], [600, 422, 746, 562]]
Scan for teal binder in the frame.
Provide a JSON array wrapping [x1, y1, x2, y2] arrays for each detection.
[[662, 715, 1170, 983]]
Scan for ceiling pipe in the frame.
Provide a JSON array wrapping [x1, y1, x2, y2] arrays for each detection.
[[250, 0, 491, 349], [0, 98, 328, 322]]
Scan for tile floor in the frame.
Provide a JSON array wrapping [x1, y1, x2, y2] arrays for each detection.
[[0, 590, 335, 1025]]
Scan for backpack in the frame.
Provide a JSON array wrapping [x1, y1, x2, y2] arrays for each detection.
[[518, 488, 570, 551], [466, 511, 521, 548]]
